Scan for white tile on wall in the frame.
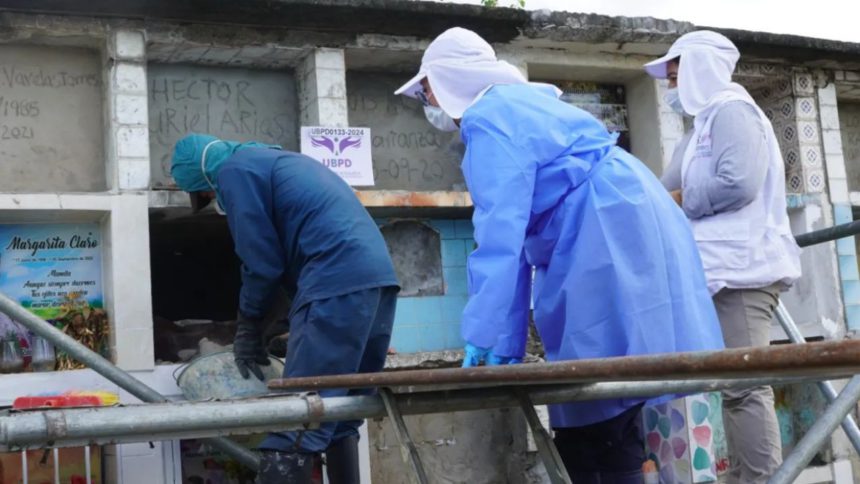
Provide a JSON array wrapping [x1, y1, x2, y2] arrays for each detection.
[[113, 64, 147, 94], [114, 30, 145, 60], [114, 94, 148, 126]]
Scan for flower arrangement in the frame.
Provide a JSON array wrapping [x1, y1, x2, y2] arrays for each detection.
[[52, 293, 110, 370]]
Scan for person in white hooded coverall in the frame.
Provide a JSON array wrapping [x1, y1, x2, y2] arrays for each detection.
[[397, 27, 726, 483], [645, 31, 802, 483]]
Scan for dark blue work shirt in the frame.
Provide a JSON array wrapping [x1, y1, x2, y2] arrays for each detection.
[[217, 148, 398, 320]]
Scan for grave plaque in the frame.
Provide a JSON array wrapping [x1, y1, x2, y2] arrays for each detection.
[[0, 46, 105, 192], [149, 64, 299, 188], [347, 72, 466, 191]]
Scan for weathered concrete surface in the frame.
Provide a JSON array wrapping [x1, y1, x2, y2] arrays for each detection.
[[839, 102, 860, 192], [779, 198, 845, 341], [147, 63, 299, 187], [370, 334, 550, 483], [0, 0, 527, 43], [0, 44, 105, 192], [0, 12, 106, 48], [712, 27, 860, 71], [525, 10, 694, 44], [347, 72, 466, 191], [381, 221, 444, 297], [4, 0, 860, 70], [4, 1, 860, 73], [773, 381, 831, 464], [625, 75, 665, 174], [369, 407, 545, 484], [525, 10, 860, 70], [384, 350, 463, 370]]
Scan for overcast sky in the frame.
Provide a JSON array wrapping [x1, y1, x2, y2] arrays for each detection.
[[441, 0, 859, 43]]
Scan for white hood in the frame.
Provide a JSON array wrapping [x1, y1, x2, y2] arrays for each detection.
[[394, 27, 528, 119], [644, 30, 753, 117]]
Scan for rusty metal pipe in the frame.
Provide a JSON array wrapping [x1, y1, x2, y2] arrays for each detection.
[[269, 340, 860, 391]]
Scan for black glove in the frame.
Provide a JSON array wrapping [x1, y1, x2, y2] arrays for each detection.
[[265, 318, 290, 359], [233, 314, 271, 381]]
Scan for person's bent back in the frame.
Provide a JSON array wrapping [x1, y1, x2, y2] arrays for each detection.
[[171, 134, 399, 483]]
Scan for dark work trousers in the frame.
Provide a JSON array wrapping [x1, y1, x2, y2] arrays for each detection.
[[259, 286, 398, 452], [553, 404, 645, 484]]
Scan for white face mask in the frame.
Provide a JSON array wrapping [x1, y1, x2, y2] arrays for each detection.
[[423, 105, 459, 132], [200, 140, 226, 216], [663, 87, 687, 116], [212, 200, 226, 216], [197, 198, 226, 216]]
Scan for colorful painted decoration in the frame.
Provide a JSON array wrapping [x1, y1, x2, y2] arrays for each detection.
[[642, 393, 721, 483]]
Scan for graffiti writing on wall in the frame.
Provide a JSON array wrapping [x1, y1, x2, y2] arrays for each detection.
[[148, 64, 299, 188]]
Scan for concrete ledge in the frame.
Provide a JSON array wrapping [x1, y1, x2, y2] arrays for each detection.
[[384, 350, 543, 371], [149, 189, 474, 212], [384, 350, 463, 370], [0, 193, 116, 212], [0, 0, 526, 43], [355, 190, 472, 208]]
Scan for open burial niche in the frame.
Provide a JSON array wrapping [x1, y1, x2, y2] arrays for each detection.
[[149, 213, 442, 363], [149, 212, 290, 364]]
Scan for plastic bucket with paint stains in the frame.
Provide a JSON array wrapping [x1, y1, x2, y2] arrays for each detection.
[[174, 350, 285, 401]]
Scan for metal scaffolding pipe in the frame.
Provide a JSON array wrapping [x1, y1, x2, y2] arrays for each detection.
[[269, 340, 860, 391], [0, 220, 854, 465], [0, 376, 814, 451], [0, 292, 260, 470], [769, 376, 860, 484], [774, 302, 860, 455], [795, 220, 860, 248]]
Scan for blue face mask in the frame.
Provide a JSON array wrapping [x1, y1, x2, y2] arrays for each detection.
[[423, 105, 459, 132]]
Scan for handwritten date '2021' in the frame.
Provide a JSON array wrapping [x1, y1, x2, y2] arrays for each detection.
[[0, 125, 34, 140]]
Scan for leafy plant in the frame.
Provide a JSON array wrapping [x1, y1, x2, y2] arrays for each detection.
[[481, 0, 525, 7]]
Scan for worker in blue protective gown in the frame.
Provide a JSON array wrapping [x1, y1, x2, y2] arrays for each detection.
[[171, 135, 399, 484], [396, 28, 725, 483]]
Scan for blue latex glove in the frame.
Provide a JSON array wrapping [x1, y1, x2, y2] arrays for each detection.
[[462, 343, 491, 367], [487, 353, 523, 365]]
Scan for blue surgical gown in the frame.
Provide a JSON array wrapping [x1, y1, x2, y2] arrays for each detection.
[[459, 84, 725, 428]]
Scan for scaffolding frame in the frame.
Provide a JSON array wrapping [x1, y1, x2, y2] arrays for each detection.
[[0, 221, 858, 484]]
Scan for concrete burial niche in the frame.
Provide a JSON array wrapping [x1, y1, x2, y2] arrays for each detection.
[[839, 102, 860, 191], [0, 45, 105, 192], [347, 71, 466, 191], [380, 220, 443, 297], [148, 64, 299, 188]]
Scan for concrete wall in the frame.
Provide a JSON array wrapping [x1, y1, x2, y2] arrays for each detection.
[[0, 45, 105, 192], [299, 48, 348, 127], [381, 221, 444, 297], [839, 102, 860, 191], [347, 72, 466, 191], [626, 75, 668, 174], [386, 219, 472, 353], [369, 407, 544, 484], [147, 64, 299, 187], [0, 25, 157, 483]]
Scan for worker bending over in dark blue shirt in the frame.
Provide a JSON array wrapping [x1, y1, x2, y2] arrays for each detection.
[[171, 134, 399, 484]]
